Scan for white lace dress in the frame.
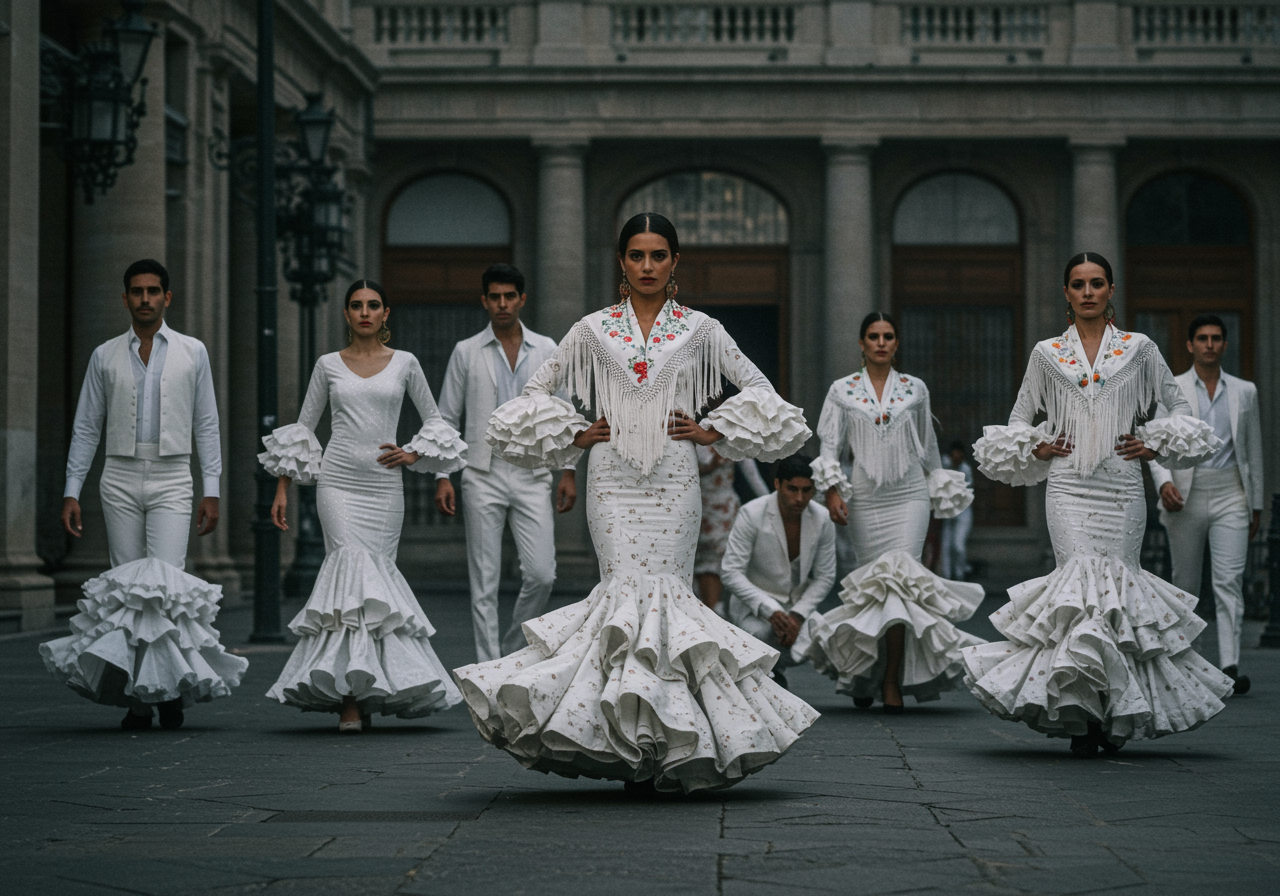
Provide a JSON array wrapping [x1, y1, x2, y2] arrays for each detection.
[[804, 370, 984, 702], [453, 298, 817, 792], [966, 325, 1234, 744], [259, 351, 465, 719]]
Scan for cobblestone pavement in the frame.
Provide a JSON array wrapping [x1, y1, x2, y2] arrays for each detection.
[[2, 587, 1277, 896]]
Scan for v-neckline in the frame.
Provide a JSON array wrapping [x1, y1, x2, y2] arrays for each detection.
[[338, 350, 397, 380]]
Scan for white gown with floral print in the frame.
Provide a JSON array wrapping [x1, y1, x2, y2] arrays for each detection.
[[804, 369, 984, 703], [966, 325, 1233, 744], [453, 298, 817, 792]]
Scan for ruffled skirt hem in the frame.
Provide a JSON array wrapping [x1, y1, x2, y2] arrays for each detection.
[[805, 550, 985, 703], [39, 558, 247, 707], [962, 556, 1233, 742], [452, 572, 820, 793]]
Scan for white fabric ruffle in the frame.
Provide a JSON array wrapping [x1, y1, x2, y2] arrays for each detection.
[[805, 550, 985, 703], [702, 387, 811, 463], [972, 421, 1056, 487], [963, 557, 1234, 743], [486, 393, 587, 471], [927, 468, 974, 519], [402, 417, 468, 475], [40, 558, 247, 707], [268, 546, 461, 718], [810, 455, 851, 499], [1136, 414, 1221, 470], [453, 572, 820, 793], [259, 423, 323, 484]]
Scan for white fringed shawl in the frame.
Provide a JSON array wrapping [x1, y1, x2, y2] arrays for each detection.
[[814, 370, 937, 489]]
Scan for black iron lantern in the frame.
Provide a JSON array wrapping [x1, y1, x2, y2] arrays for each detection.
[[295, 93, 335, 165], [104, 0, 156, 88]]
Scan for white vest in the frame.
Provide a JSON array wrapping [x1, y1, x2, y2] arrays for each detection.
[[102, 328, 202, 457]]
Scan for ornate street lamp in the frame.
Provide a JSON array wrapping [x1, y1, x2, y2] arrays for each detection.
[[40, 0, 158, 203]]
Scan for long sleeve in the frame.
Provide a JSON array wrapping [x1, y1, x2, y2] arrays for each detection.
[[64, 347, 109, 500], [257, 360, 328, 483], [1134, 353, 1220, 469], [433, 344, 468, 481], [720, 509, 788, 620], [701, 325, 810, 462], [401, 356, 467, 474], [916, 385, 974, 518], [792, 518, 836, 619], [972, 354, 1056, 487], [810, 385, 851, 498], [191, 343, 222, 498], [485, 327, 590, 470]]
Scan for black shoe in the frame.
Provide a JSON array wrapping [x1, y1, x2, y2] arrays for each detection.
[[853, 696, 874, 709], [1223, 665, 1252, 695], [623, 778, 659, 797], [882, 702, 904, 716], [770, 669, 789, 691], [1088, 720, 1121, 753], [121, 710, 152, 731], [157, 699, 184, 730], [1069, 734, 1097, 757]]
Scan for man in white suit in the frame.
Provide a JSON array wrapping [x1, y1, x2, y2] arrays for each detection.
[[1151, 314, 1263, 695], [435, 264, 577, 662], [721, 454, 837, 689]]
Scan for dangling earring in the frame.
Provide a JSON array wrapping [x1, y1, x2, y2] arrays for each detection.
[[618, 277, 631, 301], [1065, 304, 1076, 323], [346, 322, 354, 344], [1104, 301, 1116, 324], [665, 273, 678, 302], [378, 323, 391, 344]]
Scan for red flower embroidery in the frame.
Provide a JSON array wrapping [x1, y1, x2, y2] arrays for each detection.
[[653, 337, 661, 344], [672, 309, 683, 318], [633, 361, 648, 383], [611, 311, 623, 318], [609, 331, 619, 337], [623, 336, 632, 342], [666, 333, 675, 340]]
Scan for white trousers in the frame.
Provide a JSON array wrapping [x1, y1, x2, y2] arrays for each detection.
[[938, 508, 973, 580], [99, 444, 193, 569], [1160, 467, 1250, 669], [462, 459, 557, 662]]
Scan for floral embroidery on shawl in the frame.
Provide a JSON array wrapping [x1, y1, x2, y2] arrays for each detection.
[[598, 298, 693, 386], [1047, 325, 1139, 392]]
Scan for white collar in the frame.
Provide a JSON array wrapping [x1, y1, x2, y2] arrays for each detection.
[[1042, 324, 1143, 395], [591, 298, 703, 387], [836, 368, 920, 425], [128, 320, 172, 347]]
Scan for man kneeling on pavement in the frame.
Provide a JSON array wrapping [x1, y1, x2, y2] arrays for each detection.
[[721, 454, 837, 689]]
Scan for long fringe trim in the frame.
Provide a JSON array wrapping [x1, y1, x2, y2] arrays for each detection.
[[1028, 343, 1160, 477], [561, 320, 726, 475], [843, 413, 924, 488]]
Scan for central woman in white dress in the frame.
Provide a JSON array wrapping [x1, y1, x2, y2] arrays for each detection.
[[453, 214, 818, 793], [805, 313, 984, 712], [260, 280, 465, 731], [964, 253, 1233, 756]]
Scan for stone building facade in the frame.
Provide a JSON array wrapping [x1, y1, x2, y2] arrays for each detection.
[[2, 0, 1277, 631]]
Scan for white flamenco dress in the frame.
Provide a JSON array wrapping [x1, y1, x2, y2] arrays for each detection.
[[804, 370, 985, 702], [41, 559, 248, 711], [453, 298, 817, 792], [965, 325, 1234, 744], [260, 351, 465, 719]]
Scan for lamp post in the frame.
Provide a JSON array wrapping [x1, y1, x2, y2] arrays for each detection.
[[39, 0, 158, 203], [1260, 494, 1280, 647]]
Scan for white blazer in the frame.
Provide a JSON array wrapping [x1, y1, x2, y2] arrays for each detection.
[[722, 493, 837, 626], [1150, 368, 1264, 512]]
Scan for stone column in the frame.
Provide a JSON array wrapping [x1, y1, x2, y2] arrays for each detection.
[[823, 139, 877, 383], [534, 140, 588, 339], [59, 19, 168, 593], [1071, 139, 1125, 320], [0, 1, 57, 631]]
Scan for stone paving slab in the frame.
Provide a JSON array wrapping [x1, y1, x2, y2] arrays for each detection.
[[2, 589, 1277, 896]]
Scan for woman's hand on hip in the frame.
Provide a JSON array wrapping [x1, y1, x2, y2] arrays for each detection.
[[1032, 435, 1072, 460], [669, 411, 721, 445], [1115, 434, 1156, 462], [378, 444, 420, 469], [572, 416, 611, 449]]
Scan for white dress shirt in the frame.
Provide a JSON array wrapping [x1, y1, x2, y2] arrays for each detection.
[[1196, 375, 1236, 470], [65, 321, 222, 500]]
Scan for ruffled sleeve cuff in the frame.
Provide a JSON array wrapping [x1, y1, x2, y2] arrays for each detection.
[[702, 387, 812, 463], [485, 393, 587, 471], [1136, 415, 1222, 470], [258, 423, 323, 484], [402, 419, 468, 475], [927, 468, 974, 519], [972, 422, 1055, 487], [810, 455, 851, 500]]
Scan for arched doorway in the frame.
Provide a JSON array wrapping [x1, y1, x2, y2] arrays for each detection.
[[892, 172, 1024, 527], [381, 173, 513, 529], [617, 171, 790, 394], [1127, 171, 1254, 379]]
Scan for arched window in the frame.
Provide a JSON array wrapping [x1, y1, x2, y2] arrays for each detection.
[[386, 173, 511, 247], [891, 172, 1023, 527], [1127, 171, 1253, 378], [617, 171, 790, 393]]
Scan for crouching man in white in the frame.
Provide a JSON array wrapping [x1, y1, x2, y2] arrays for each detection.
[[1150, 314, 1263, 695], [435, 264, 578, 662], [41, 259, 247, 731], [721, 454, 837, 690]]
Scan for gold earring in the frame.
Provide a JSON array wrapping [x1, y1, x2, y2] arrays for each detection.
[[665, 273, 678, 302], [1065, 304, 1076, 323], [378, 323, 391, 344], [618, 277, 631, 301], [1104, 301, 1116, 324]]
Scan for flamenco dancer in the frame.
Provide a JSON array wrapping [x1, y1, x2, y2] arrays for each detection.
[[262, 280, 464, 732], [965, 253, 1234, 756], [42, 259, 247, 731], [453, 213, 817, 793], [805, 312, 983, 713]]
